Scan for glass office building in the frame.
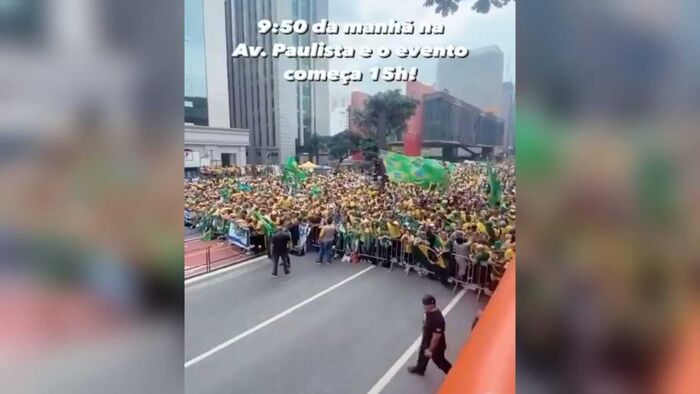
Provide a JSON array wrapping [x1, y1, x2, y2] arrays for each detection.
[[185, 0, 208, 126]]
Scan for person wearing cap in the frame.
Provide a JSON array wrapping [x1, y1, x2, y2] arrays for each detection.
[[407, 294, 452, 375]]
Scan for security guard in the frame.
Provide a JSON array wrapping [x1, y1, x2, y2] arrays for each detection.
[[407, 294, 452, 375]]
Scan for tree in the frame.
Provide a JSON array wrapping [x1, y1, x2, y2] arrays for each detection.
[[350, 90, 418, 150], [326, 131, 380, 164], [358, 135, 379, 162], [423, 0, 514, 16], [327, 130, 360, 164], [306, 134, 331, 163]]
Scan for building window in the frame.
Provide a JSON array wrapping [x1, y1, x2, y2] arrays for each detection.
[[185, 0, 209, 126]]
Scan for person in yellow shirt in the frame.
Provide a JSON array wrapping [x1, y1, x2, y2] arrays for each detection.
[[400, 228, 413, 265], [504, 246, 515, 262]]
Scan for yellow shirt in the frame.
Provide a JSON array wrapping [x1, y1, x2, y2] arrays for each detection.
[[387, 222, 402, 238]]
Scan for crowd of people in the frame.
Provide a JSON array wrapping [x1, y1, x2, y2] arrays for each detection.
[[184, 159, 515, 290]]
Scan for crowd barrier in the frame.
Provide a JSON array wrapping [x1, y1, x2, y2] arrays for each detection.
[[187, 219, 509, 297], [302, 226, 505, 300], [184, 222, 260, 279], [227, 221, 251, 250]]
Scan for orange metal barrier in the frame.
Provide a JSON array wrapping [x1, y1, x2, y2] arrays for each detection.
[[438, 261, 515, 394]]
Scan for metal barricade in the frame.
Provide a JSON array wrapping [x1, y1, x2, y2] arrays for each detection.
[[319, 234, 498, 297]]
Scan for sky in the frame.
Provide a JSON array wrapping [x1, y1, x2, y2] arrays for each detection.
[[327, 0, 515, 106]]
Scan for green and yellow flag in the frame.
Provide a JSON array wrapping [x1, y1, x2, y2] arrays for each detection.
[[382, 151, 448, 189], [253, 211, 276, 237], [282, 157, 308, 185], [415, 244, 447, 269], [487, 162, 502, 208]]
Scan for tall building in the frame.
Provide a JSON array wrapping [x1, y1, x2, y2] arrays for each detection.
[[185, 0, 248, 166], [226, 0, 330, 165], [329, 95, 350, 135], [329, 107, 349, 135], [436, 45, 504, 114]]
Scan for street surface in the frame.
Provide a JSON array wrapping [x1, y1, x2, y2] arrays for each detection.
[[185, 252, 483, 394]]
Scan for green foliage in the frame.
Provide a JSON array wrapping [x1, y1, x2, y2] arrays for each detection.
[[327, 130, 361, 163], [350, 90, 418, 148], [423, 0, 514, 16], [305, 134, 331, 163], [326, 130, 380, 163]]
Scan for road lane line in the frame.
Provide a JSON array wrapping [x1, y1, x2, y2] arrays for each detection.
[[185, 265, 376, 368], [185, 255, 267, 286], [366, 288, 467, 394]]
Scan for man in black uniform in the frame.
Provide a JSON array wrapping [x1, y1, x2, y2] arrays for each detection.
[[407, 294, 452, 375], [270, 223, 292, 276]]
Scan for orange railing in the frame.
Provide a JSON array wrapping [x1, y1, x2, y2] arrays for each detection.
[[439, 261, 515, 394]]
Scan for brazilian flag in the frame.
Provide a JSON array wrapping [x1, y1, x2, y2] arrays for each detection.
[[382, 151, 449, 189], [415, 244, 447, 269]]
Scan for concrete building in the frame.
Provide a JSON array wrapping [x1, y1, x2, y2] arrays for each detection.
[[226, 0, 330, 164], [329, 106, 349, 135], [185, 125, 249, 168], [419, 90, 504, 160], [436, 45, 505, 114], [185, 0, 249, 165]]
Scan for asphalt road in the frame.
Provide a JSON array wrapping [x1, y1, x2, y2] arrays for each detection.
[[185, 252, 484, 394]]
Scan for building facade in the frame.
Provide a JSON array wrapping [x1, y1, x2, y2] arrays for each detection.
[[185, 0, 249, 164], [226, 0, 330, 165], [185, 125, 249, 168], [422, 91, 504, 147], [436, 45, 504, 114], [329, 106, 349, 135]]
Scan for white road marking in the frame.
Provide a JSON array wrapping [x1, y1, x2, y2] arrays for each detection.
[[184, 265, 376, 368], [185, 255, 268, 286], [366, 288, 467, 394]]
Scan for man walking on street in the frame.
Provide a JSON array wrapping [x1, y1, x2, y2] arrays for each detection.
[[271, 223, 292, 276], [315, 218, 336, 265], [407, 294, 452, 376]]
